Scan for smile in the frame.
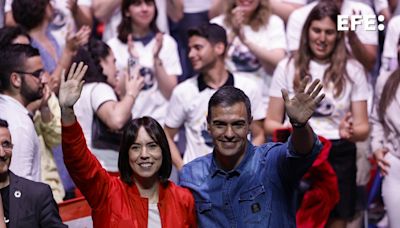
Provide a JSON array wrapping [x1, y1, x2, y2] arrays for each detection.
[[138, 162, 153, 168]]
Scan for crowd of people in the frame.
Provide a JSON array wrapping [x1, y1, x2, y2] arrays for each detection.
[[1, 0, 400, 227]]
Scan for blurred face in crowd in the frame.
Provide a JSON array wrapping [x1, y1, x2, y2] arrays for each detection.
[[0, 127, 12, 175], [188, 35, 222, 73], [208, 102, 250, 162], [126, 0, 156, 29], [235, 0, 260, 15], [308, 16, 338, 62], [129, 127, 162, 183], [100, 49, 117, 88], [19, 56, 46, 103]]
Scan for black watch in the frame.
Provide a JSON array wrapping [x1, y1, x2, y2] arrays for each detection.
[[290, 119, 307, 128]]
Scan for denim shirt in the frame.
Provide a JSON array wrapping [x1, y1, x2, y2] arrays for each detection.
[[179, 136, 322, 228]]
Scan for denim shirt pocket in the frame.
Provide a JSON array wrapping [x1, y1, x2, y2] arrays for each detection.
[[238, 184, 272, 225], [196, 201, 212, 214]]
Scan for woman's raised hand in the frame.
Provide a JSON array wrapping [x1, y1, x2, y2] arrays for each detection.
[[59, 62, 88, 108]]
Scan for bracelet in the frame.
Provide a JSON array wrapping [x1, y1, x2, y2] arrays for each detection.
[[290, 119, 307, 128]]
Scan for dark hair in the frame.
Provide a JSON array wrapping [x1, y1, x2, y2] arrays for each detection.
[[12, 0, 49, 30], [0, 26, 31, 48], [187, 23, 228, 47], [0, 44, 40, 92], [71, 40, 109, 84], [0, 119, 8, 128], [294, 1, 350, 98], [118, 116, 172, 186], [117, 0, 159, 43], [207, 86, 252, 123]]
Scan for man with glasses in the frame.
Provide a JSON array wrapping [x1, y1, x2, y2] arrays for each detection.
[[0, 118, 66, 227], [0, 44, 45, 182]]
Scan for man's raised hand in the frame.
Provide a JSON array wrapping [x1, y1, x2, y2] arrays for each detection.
[[282, 76, 325, 126]]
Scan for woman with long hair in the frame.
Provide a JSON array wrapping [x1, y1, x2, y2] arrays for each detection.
[[107, 0, 181, 126], [59, 62, 196, 227], [72, 39, 144, 171], [265, 2, 369, 227], [370, 41, 400, 228], [211, 0, 287, 109]]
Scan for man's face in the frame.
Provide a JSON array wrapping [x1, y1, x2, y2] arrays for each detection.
[[20, 56, 45, 103], [0, 127, 12, 175], [188, 35, 219, 72], [208, 102, 250, 159]]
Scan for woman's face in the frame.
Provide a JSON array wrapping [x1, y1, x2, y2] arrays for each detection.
[[129, 127, 162, 182], [100, 50, 117, 88], [126, 0, 156, 29], [235, 0, 260, 15], [308, 16, 338, 61]]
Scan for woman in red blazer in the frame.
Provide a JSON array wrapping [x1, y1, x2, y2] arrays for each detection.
[[59, 62, 197, 228]]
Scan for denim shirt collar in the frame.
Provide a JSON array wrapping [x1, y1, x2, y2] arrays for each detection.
[[210, 141, 255, 177]]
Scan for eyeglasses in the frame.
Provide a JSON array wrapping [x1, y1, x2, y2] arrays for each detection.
[[15, 69, 45, 79], [0, 141, 13, 151]]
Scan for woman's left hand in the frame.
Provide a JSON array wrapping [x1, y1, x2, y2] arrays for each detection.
[[153, 33, 164, 59]]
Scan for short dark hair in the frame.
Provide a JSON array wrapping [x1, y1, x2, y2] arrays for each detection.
[[0, 44, 40, 92], [117, 0, 159, 43], [0, 26, 31, 48], [0, 119, 9, 128], [118, 116, 172, 186], [187, 23, 228, 47], [12, 0, 49, 30], [71, 39, 110, 84], [207, 86, 252, 123]]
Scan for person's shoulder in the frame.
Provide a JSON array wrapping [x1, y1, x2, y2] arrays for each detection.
[[268, 14, 284, 26], [166, 181, 194, 199], [210, 15, 225, 26], [175, 76, 198, 92], [11, 172, 51, 196], [346, 58, 365, 74], [107, 37, 125, 49], [179, 154, 213, 186], [292, 1, 317, 17], [345, 0, 374, 13]]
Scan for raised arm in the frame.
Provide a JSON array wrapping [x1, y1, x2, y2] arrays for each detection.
[[59, 62, 113, 209], [282, 77, 325, 155]]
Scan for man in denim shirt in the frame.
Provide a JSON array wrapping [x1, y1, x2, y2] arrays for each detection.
[[179, 78, 325, 227]]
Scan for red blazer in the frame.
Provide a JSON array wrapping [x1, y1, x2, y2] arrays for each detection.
[[62, 121, 197, 228]]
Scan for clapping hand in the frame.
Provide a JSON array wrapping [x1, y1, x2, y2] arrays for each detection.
[[282, 76, 325, 126], [373, 147, 390, 176], [58, 62, 88, 108], [339, 112, 354, 139]]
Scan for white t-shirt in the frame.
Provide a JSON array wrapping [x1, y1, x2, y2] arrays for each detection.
[[183, 0, 212, 13], [73, 83, 118, 148], [287, 0, 378, 51], [5, 0, 92, 50], [148, 203, 161, 228], [165, 72, 265, 164], [381, 15, 400, 72], [0, 95, 41, 182], [269, 57, 369, 139], [211, 14, 287, 110], [102, 0, 168, 42], [352, 0, 388, 13], [107, 34, 182, 126]]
